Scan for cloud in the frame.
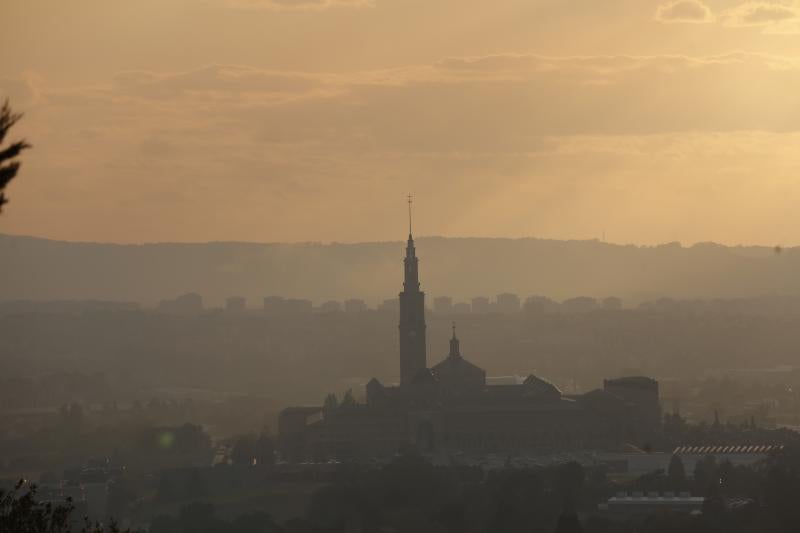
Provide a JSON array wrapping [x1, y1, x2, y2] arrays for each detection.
[[722, 2, 800, 33], [655, 0, 714, 23], [226, 0, 372, 10], [654, 1, 800, 33], [112, 64, 326, 100], [32, 53, 800, 153], [13, 53, 800, 243], [725, 2, 799, 25]]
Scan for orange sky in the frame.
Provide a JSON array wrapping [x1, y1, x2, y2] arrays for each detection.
[[3, 0, 800, 245]]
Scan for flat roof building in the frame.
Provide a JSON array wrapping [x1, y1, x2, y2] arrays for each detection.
[[600, 492, 704, 515]]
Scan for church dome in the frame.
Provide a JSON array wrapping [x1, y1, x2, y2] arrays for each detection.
[[430, 323, 486, 390], [411, 368, 439, 386]]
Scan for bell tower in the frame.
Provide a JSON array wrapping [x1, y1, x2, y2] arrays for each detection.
[[399, 194, 427, 386]]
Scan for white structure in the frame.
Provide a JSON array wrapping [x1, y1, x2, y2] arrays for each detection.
[[671, 444, 782, 472], [600, 492, 704, 514]]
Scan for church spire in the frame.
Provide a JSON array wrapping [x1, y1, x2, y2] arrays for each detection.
[[407, 193, 413, 238], [449, 321, 461, 358], [399, 194, 426, 386], [403, 194, 419, 292]]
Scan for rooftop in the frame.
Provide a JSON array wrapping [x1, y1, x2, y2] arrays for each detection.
[[672, 445, 783, 455]]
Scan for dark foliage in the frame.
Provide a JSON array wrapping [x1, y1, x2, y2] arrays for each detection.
[[0, 480, 132, 532], [555, 511, 583, 533], [0, 100, 31, 212], [230, 432, 276, 468], [667, 454, 686, 484], [150, 502, 281, 533]]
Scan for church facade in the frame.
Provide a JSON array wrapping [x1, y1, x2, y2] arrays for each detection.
[[278, 220, 661, 461]]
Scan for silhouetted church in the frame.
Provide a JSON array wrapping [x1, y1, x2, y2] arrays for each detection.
[[279, 204, 661, 461]]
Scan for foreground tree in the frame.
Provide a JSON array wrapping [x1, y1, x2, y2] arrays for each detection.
[[0, 480, 72, 532], [0, 480, 132, 532], [554, 511, 583, 533], [0, 99, 31, 212], [667, 454, 686, 485]]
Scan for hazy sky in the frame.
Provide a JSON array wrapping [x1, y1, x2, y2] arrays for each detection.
[[3, 0, 800, 245]]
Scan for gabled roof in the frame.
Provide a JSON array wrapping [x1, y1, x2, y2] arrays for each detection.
[[522, 375, 562, 398]]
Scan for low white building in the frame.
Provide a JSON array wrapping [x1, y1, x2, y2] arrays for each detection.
[[672, 444, 783, 472], [600, 492, 704, 515]]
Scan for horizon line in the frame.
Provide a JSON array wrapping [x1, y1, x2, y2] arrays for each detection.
[[0, 232, 794, 250]]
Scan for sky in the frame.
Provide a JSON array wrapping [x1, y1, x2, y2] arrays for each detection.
[[3, 0, 800, 245]]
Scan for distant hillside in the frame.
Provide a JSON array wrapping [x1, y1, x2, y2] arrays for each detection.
[[1, 234, 798, 307]]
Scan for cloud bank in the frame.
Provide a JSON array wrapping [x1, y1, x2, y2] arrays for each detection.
[[655, 0, 714, 23], [5, 52, 800, 244], [226, 0, 372, 11], [723, 2, 800, 33]]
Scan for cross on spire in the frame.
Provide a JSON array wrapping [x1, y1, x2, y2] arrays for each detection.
[[407, 193, 413, 235], [449, 321, 461, 357]]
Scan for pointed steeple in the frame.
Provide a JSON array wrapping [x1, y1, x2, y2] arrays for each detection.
[[449, 322, 461, 358], [407, 193, 413, 239], [403, 194, 419, 292], [399, 194, 427, 386]]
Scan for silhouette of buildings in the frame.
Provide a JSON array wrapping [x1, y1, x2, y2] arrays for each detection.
[[263, 296, 284, 315], [496, 292, 521, 314], [523, 295, 560, 314], [562, 296, 598, 313], [263, 296, 312, 315], [318, 300, 342, 313], [471, 296, 490, 314], [378, 298, 399, 313], [278, 205, 661, 461], [157, 293, 203, 314], [452, 302, 471, 314], [284, 298, 313, 315], [225, 296, 246, 313], [433, 296, 453, 314], [344, 299, 368, 314]]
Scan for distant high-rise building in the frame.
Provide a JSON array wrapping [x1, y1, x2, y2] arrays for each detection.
[[225, 296, 246, 312], [452, 302, 471, 314], [602, 297, 623, 310], [523, 295, 560, 314], [562, 296, 598, 313], [471, 296, 490, 314], [433, 296, 453, 314], [157, 292, 203, 314], [263, 296, 285, 315], [285, 298, 313, 314], [318, 300, 342, 313], [344, 299, 368, 314], [496, 293, 521, 314], [378, 298, 399, 313]]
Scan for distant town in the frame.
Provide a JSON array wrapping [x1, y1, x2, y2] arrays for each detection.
[[4, 223, 800, 531]]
